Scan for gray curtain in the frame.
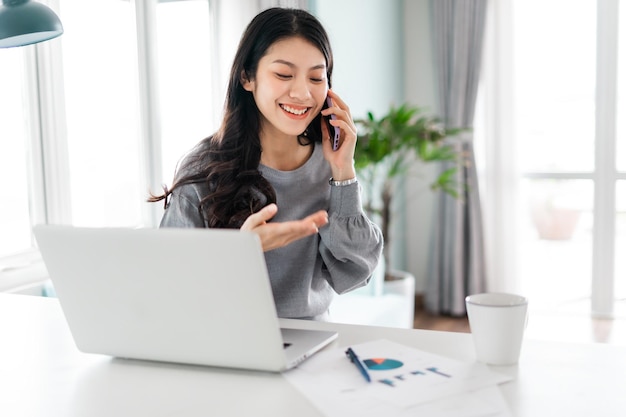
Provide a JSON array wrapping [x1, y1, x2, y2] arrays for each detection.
[[426, 0, 488, 316]]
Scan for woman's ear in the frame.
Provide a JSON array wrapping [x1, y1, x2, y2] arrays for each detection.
[[241, 70, 254, 92]]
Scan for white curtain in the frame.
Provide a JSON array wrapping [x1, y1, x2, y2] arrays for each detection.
[[426, 0, 489, 315], [473, 0, 521, 295]]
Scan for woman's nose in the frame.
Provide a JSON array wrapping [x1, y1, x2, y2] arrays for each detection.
[[288, 77, 311, 100]]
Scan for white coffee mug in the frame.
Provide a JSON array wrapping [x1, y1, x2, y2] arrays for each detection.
[[465, 293, 528, 366]]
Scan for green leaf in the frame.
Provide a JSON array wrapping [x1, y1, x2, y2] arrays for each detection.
[[355, 103, 468, 199]]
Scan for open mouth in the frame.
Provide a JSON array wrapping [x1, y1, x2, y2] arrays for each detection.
[[280, 104, 311, 116]]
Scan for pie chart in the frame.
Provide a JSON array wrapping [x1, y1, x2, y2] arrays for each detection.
[[363, 358, 404, 370]]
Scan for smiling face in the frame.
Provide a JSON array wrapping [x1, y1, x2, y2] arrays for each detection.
[[242, 36, 329, 143]]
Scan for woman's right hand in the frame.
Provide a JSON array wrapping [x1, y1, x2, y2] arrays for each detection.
[[320, 90, 357, 181], [241, 204, 328, 252]]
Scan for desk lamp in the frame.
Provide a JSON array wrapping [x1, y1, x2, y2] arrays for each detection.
[[0, 0, 63, 48]]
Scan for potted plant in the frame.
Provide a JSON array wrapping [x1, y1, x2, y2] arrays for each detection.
[[354, 103, 462, 275]]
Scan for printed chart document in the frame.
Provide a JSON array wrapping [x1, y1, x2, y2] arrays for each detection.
[[284, 339, 513, 417]]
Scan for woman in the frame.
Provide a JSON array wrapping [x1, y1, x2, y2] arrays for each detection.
[[150, 7, 383, 320]]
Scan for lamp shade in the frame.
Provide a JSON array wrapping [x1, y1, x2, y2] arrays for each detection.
[[0, 0, 63, 48]]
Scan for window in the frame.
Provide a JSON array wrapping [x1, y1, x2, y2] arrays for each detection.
[[617, 181, 626, 313], [59, 0, 213, 227], [0, 48, 31, 258], [476, 0, 625, 317], [60, 0, 143, 227], [156, 0, 214, 184], [513, 0, 597, 312], [615, 0, 626, 314], [0, 0, 215, 281]]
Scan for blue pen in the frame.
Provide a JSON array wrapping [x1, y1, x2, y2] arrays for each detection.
[[345, 347, 371, 383]]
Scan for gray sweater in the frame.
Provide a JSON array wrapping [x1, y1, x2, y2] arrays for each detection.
[[160, 144, 383, 320]]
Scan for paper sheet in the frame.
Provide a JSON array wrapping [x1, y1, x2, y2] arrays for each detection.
[[284, 339, 513, 417]]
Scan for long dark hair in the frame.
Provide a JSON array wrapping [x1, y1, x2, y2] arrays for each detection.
[[149, 8, 334, 228]]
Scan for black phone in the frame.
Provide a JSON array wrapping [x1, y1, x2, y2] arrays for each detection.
[[323, 96, 340, 151]]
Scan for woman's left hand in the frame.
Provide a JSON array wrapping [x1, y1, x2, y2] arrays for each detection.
[[320, 90, 357, 181], [241, 204, 329, 252]]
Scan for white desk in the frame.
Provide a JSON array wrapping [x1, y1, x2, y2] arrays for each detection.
[[1, 293, 625, 416]]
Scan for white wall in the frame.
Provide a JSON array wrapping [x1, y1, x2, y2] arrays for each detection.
[[312, 0, 404, 119], [401, 0, 438, 292]]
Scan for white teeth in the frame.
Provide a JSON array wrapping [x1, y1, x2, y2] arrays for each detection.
[[281, 104, 309, 115]]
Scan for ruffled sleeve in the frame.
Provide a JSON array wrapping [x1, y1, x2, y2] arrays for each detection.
[[318, 181, 384, 294]]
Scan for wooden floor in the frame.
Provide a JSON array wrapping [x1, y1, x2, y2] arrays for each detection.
[[413, 310, 470, 333], [412, 296, 470, 333], [412, 295, 626, 346]]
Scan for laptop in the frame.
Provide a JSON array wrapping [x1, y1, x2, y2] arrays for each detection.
[[33, 224, 337, 372]]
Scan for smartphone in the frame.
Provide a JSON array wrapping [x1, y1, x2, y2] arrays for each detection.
[[323, 96, 341, 151]]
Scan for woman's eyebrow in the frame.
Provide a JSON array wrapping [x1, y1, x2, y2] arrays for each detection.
[[272, 59, 326, 71]]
